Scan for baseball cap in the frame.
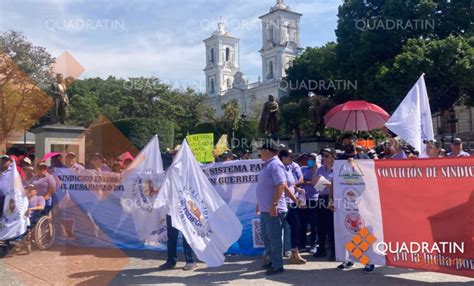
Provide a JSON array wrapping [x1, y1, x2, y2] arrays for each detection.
[[321, 148, 337, 157], [221, 150, 233, 158], [259, 140, 279, 152], [23, 157, 32, 165], [0, 155, 10, 161], [452, 138, 462, 145], [66, 152, 76, 158]]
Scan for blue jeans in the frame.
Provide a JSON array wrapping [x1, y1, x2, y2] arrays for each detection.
[[165, 215, 195, 264], [283, 214, 291, 252], [260, 212, 286, 269]]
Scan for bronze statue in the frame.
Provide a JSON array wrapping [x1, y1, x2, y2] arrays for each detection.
[[259, 94, 279, 135], [51, 73, 69, 124], [309, 94, 330, 136]]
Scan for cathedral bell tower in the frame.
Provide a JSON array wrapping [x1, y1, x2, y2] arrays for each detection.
[[259, 0, 302, 82], [203, 20, 240, 96]]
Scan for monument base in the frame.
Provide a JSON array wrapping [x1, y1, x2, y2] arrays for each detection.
[[32, 124, 86, 165]]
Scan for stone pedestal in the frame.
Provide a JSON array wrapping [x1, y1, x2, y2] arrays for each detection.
[[32, 124, 86, 165]]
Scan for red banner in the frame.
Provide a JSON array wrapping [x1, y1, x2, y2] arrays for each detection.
[[375, 157, 474, 277]]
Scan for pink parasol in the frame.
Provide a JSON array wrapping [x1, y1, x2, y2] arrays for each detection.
[[324, 100, 389, 131], [40, 152, 62, 162]]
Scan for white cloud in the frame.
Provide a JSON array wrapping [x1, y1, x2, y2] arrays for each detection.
[[1, 0, 338, 91]]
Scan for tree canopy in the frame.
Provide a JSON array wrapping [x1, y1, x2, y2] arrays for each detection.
[[279, 0, 474, 144]]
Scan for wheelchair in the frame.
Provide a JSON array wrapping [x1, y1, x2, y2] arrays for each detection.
[[0, 210, 56, 257]]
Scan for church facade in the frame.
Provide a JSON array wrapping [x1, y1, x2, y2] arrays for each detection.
[[203, 0, 303, 117]]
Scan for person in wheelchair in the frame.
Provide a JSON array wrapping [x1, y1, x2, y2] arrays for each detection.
[[31, 163, 56, 214], [25, 185, 45, 228]]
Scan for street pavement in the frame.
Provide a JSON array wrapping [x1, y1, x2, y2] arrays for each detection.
[[0, 246, 472, 285]]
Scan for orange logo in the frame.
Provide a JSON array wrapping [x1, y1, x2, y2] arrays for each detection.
[[51, 51, 85, 87], [344, 227, 377, 265]]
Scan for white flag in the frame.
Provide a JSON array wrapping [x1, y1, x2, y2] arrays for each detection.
[[121, 135, 167, 242], [385, 74, 434, 157], [0, 161, 29, 240], [156, 139, 242, 267]]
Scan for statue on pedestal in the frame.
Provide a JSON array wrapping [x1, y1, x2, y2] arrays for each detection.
[[51, 73, 69, 124], [259, 94, 279, 136]]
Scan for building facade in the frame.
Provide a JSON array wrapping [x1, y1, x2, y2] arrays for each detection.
[[204, 0, 303, 117]]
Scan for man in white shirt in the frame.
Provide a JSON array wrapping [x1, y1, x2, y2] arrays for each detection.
[[447, 138, 470, 157]]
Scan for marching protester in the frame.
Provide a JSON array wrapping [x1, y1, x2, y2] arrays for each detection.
[[88, 153, 112, 172], [65, 152, 85, 171], [22, 165, 35, 186], [354, 145, 370, 160], [312, 148, 336, 260], [297, 153, 319, 253], [31, 163, 57, 214], [447, 138, 470, 157], [220, 150, 234, 162], [380, 138, 407, 159], [256, 141, 287, 275], [279, 149, 306, 264], [159, 144, 197, 271], [241, 149, 251, 160]]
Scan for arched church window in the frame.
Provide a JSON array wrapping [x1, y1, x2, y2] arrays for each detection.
[[210, 48, 215, 63], [210, 78, 215, 93], [225, 48, 230, 62], [269, 27, 274, 42], [268, 61, 274, 79]]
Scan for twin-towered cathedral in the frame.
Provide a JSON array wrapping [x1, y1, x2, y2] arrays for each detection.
[[204, 0, 303, 116]]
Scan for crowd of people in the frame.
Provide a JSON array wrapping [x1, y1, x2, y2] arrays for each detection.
[[254, 134, 470, 276], [0, 134, 471, 271]]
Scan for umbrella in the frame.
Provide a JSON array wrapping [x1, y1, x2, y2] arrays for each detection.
[[118, 151, 134, 161], [324, 100, 389, 131], [40, 152, 62, 162]]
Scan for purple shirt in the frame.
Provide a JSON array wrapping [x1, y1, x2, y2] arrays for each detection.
[[447, 151, 470, 157], [390, 151, 407, 159], [316, 165, 333, 196], [28, 195, 45, 216], [256, 156, 287, 213], [290, 162, 303, 182], [301, 166, 318, 200], [284, 164, 297, 204], [32, 173, 56, 206]]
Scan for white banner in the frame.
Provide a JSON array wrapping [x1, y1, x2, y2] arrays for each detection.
[[0, 162, 29, 240], [156, 140, 243, 267], [333, 160, 386, 266]]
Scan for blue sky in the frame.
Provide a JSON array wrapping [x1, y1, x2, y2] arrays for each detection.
[[0, 0, 340, 91]]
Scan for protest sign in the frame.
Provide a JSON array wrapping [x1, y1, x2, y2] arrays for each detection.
[[186, 133, 214, 163]]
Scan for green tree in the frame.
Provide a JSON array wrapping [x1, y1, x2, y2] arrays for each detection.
[[0, 31, 55, 152], [382, 35, 474, 112]]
